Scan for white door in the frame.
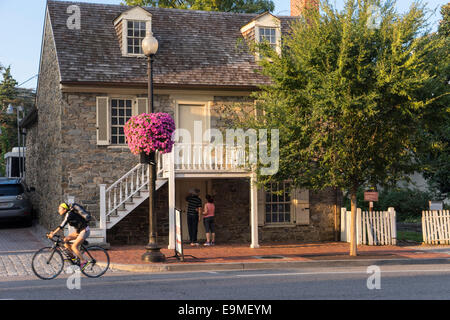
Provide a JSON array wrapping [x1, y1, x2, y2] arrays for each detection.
[[177, 104, 209, 169]]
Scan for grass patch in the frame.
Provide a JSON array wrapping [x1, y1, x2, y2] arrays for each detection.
[[397, 231, 423, 243]]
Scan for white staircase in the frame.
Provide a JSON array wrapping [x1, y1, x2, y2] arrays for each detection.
[[89, 161, 168, 246]]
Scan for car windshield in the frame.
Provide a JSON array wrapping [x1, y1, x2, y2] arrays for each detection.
[[0, 184, 24, 196]]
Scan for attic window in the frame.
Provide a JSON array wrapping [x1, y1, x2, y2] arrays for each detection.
[[127, 21, 146, 55], [259, 27, 277, 50], [113, 7, 153, 57]]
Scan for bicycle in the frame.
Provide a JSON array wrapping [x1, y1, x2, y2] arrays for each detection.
[[31, 234, 110, 280]]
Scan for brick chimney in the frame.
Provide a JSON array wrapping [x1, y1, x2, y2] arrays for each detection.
[[291, 0, 319, 16]]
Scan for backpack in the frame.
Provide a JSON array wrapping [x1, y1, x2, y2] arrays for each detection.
[[71, 203, 92, 223]]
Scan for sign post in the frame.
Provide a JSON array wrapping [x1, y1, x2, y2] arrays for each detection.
[[174, 208, 184, 261], [364, 191, 379, 213], [170, 208, 197, 261]]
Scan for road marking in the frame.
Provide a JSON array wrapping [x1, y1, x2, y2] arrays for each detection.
[[1, 267, 449, 292], [236, 269, 450, 278]]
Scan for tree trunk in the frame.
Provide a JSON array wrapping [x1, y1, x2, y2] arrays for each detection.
[[350, 191, 358, 256]]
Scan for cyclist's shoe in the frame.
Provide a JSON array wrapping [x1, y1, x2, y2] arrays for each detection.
[[80, 261, 90, 271], [72, 258, 80, 265]]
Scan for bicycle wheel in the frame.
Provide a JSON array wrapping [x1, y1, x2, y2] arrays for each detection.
[[31, 247, 64, 280], [80, 246, 110, 278]]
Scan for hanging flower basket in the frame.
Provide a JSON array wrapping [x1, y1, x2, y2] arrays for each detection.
[[124, 113, 176, 158]]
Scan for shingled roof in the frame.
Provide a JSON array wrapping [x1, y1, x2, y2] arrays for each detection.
[[46, 0, 296, 89]]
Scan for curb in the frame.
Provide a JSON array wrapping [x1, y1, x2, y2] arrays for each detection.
[[102, 257, 450, 273]]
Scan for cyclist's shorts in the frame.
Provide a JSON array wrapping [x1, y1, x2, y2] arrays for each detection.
[[77, 226, 90, 241]]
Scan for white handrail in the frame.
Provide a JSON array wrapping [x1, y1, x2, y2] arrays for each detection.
[[105, 163, 149, 218]]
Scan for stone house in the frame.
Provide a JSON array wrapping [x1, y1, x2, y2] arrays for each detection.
[[22, 0, 341, 248]]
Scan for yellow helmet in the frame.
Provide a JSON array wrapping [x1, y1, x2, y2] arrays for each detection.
[[59, 203, 70, 211]]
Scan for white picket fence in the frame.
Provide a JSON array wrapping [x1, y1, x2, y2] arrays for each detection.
[[422, 210, 450, 245], [341, 207, 397, 245]]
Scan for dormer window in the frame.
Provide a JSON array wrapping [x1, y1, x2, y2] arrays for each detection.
[[114, 7, 153, 57], [259, 27, 277, 50], [240, 12, 282, 59], [127, 21, 146, 54]]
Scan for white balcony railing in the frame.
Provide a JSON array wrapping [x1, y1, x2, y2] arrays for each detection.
[[159, 143, 250, 174]]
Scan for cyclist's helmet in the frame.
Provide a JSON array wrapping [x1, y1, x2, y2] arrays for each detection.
[[59, 203, 70, 211]]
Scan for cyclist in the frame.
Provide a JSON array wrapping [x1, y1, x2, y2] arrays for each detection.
[[48, 203, 91, 270]]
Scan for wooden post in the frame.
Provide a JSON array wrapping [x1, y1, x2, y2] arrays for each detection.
[[99, 184, 107, 240], [350, 193, 358, 256], [340, 207, 347, 242], [357, 208, 362, 245], [168, 151, 176, 250], [388, 207, 396, 245], [250, 173, 259, 248]]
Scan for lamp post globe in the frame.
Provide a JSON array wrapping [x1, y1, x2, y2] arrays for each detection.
[[142, 32, 159, 56]]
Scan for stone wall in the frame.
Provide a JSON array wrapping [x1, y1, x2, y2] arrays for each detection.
[[211, 179, 251, 243], [259, 188, 340, 243], [26, 13, 64, 230], [58, 93, 174, 219]]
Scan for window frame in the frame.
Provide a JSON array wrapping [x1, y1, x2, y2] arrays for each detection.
[[109, 97, 134, 146], [126, 20, 147, 55], [264, 181, 293, 225], [259, 27, 277, 51]]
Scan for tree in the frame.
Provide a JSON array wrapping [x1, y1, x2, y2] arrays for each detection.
[[417, 2, 450, 196], [122, 0, 275, 14], [438, 3, 449, 37], [0, 65, 19, 176], [234, 0, 446, 256]]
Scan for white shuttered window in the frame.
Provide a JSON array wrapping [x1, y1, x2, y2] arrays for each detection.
[[96, 97, 148, 146], [256, 182, 310, 226]]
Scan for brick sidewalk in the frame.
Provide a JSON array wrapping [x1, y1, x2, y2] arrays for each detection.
[[107, 242, 450, 265]]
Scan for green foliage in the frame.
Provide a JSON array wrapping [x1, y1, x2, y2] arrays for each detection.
[[0, 65, 19, 176], [0, 66, 18, 110], [343, 187, 432, 221], [397, 231, 422, 242], [415, 2, 450, 196], [122, 0, 274, 13], [235, 0, 446, 199], [439, 3, 450, 37]]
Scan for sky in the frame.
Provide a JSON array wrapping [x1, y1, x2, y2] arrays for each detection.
[[0, 0, 447, 90]]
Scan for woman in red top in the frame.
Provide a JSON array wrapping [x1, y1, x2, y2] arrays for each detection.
[[202, 194, 215, 246]]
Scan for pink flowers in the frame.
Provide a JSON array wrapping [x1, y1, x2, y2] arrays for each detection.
[[124, 113, 175, 155]]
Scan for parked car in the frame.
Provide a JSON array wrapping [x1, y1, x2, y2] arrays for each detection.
[[0, 178, 33, 227]]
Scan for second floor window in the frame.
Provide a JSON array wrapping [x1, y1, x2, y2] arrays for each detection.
[[111, 99, 133, 145], [127, 21, 146, 54], [259, 27, 277, 50]]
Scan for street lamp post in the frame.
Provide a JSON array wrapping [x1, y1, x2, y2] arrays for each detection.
[[141, 32, 165, 263]]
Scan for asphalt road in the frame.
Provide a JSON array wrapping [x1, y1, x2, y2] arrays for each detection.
[[0, 264, 449, 300]]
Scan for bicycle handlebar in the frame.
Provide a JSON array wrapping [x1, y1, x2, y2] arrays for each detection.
[[47, 233, 63, 243]]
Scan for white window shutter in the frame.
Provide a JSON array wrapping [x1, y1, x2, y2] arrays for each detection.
[[96, 97, 110, 146], [293, 188, 310, 225], [257, 188, 266, 226], [136, 97, 148, 115]]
